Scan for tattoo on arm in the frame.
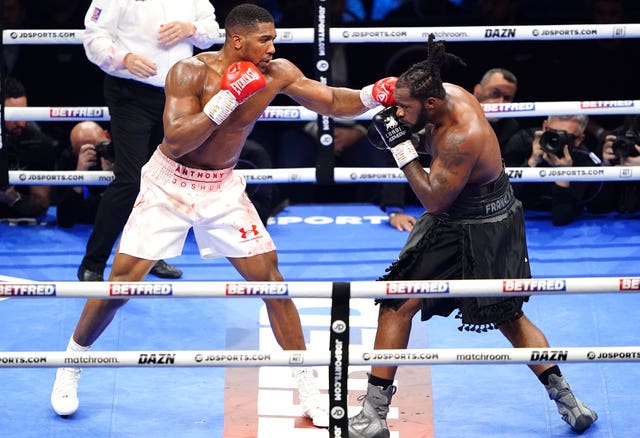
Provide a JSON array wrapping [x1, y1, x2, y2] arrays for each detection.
[[432, 134, 471, 189], [439, 134, 467, 170]]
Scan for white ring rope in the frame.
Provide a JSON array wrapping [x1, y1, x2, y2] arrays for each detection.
[[5, 100, 639, 122], [0, 346, 637, 368], [9, 166, 640, 186], [3, 23, 639, 45], [1, 277, 638, 298]]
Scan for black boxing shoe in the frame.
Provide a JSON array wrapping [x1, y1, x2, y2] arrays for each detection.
[[149, 260, 183, 279], [77, 265, 103, 282]]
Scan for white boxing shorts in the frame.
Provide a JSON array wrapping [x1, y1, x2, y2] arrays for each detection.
[[119, 148, 276, 260]]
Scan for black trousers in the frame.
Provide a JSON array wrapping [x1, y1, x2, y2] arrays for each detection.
[[81, 75, 165, 273]]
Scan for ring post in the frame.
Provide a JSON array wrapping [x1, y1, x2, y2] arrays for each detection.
[[329, 281, 350, 437]]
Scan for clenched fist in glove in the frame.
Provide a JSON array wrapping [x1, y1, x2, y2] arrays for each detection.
[[360, 76, 397, 109], [203, 61, 266, 125], [371, 106, 419, 169]]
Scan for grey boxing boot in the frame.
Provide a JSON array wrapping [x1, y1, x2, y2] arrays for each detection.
[[348, 380, 397, 438], [545, 374, 598, 434]]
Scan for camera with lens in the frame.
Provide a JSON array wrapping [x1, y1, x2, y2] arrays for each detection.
[[539, 129, 575, 157], [93, 140, 115, 162], [611, 130, 640, 163]]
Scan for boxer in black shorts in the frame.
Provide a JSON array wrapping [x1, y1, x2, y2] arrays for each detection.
[[379, 169, 529, 332], [348, 35, 597, 437]]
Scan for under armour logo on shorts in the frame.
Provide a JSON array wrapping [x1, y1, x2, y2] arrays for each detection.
[[239, 225, 259, 239]]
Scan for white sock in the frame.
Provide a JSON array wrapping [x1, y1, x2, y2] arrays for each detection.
[[67, 337, 91, 352], [62, 337, 90, 373]]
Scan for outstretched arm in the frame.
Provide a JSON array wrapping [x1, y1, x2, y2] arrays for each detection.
[[277, 59, 396, 118], [284, 77, 367, 118]]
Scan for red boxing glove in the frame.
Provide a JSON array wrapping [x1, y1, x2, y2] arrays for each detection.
[[360, 76, 397, 109], [203, 61, 266, 125], [221, 61, 266, 103]]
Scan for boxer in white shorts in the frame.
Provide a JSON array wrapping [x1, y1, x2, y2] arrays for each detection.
[[51, 4, 397, 427], [120, 148, 276, 260]]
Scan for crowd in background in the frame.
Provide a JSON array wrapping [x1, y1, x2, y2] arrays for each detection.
[[3, 0, 640, 224]]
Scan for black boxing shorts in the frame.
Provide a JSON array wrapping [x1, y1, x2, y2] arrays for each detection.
[[377, 169, 531, 332]]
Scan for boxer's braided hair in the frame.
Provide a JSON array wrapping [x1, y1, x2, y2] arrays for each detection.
[[397, 33, 466, 100]]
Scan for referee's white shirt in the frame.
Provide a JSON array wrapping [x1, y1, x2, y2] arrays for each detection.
[[83, 0, 220, 88]]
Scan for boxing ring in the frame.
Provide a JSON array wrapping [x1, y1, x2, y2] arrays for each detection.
[[2, 18, 640, 438]]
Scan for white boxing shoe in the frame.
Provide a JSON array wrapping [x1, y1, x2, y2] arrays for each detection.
[[293, 367, 329, 428], [51, 367, 81, 416]]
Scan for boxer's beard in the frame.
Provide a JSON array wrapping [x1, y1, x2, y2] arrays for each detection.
[[411, 107, 429, 133]]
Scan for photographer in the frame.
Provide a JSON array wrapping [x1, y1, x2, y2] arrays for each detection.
[[503, 115, 602, 225], [55, 121, 114, 228], [587, 116, 640, 214]]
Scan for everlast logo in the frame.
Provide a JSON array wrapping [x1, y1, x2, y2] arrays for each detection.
[[485, 28, 516, 38], [138, 353, 176, 364], [530, 350, 568, 361], [230, 68, 261, 95]]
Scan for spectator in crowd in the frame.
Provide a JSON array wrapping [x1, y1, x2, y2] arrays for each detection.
[[587, 116, 640, 214], [0, 77, 58, 222], [502, 115, 603, 226], [55, 121, 113, 229], [472, 67, 521, 151], [75, 0, 220, 282], [380, 67, 520, 231]]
